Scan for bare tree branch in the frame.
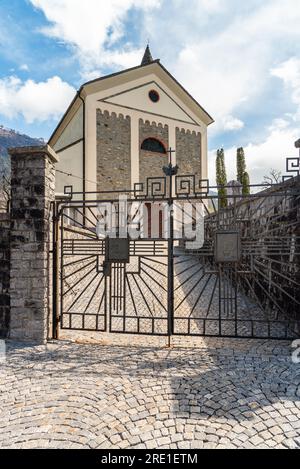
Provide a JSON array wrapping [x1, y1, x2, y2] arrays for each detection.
[[263, 168, 282, 185]]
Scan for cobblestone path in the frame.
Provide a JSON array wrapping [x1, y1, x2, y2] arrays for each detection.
[[0, 336, 300, 449]]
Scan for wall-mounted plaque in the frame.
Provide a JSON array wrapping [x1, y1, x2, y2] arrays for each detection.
[[215, 230, 241, 263], [106, 238, 130, 263]]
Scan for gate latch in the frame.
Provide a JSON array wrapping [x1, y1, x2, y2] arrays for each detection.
[[102, 260, 112, 277]]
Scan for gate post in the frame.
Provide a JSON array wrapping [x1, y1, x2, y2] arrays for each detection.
[[164, 148, 178, 342], [9, 145, 58, 343]]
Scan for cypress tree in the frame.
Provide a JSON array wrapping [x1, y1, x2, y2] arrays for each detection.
[[237, 147, 246, 184], [216, 148, 227, 208], [216, 152, 222, 186], [237, 147, 251, 195], [242, 171, 250, 196]]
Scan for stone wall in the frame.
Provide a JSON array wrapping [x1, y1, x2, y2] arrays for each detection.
[[97, 110, 131, 194], [139, 120, 169, 186], [0, 213, 10, 338], [9, 146, 57, 343], [96, 112, 203, 196], [0, 193, 8, 213], [176, 128, 201, 177]]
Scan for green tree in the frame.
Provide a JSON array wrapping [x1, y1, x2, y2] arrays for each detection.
[[242, 171, 250, 196], [216, 148, 228, 208], [237, 147, 250, 195], [236, 147, 246, 184]]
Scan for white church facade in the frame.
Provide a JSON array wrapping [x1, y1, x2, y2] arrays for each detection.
[[49, 46, 214, 200]]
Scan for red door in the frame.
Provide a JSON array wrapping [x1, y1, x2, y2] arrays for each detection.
[[145, 203, 163, 238]]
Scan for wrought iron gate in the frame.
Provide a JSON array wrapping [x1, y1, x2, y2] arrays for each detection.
[[52, 161, 300, 340]]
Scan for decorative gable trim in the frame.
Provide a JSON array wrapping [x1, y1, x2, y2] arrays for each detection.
[[99, 80, 199, 126]]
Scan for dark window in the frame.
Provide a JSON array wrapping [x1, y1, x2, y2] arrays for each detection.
[[141, 138, 166, 154], [149, 90, 160, 103]]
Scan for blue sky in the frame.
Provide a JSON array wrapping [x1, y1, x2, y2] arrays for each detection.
[[0, 0, 299, 182]]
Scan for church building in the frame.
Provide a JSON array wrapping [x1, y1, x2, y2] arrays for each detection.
[[49, 46, 214, 199]]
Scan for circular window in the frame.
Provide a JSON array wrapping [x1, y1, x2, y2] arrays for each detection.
[[149, 90, 160, 103]]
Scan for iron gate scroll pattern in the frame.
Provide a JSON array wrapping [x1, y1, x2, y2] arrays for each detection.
[[53, 165, 300, 340]]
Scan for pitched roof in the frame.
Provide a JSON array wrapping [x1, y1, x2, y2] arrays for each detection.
[[49, 58, 214, 145]]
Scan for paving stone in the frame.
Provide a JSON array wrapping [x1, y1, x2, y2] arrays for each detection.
[[157, 436, 171, 446], [0, 337, 299, 449], [269, 425, 283, 436], [171, 434, 183, 443]]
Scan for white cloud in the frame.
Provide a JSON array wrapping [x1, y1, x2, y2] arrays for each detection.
[[30, 0, 161, 77], [221, 115, 244, 131], [19, 64, 29, 72], [268, 118, 290, 132], [194, 0, 222, 12], [79, 48, 146, 82], [28, 0, 300, 135], [0, 75, 75, 123], [158, 0, 300, 132], [208, 121, 299, 185], [271, 58, 300, 90], [271, 58, 300, 121], [21, 0, 300, 171]]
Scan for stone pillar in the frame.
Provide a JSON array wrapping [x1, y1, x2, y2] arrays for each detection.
[[8, 145, 58, 343], [0, 213, 10, 338]]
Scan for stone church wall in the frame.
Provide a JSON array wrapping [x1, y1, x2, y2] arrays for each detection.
[[139, 120, 169, 187], [96, 110, 202, 195], [97, 110, 131, 194], [176, 128, 201, 177]]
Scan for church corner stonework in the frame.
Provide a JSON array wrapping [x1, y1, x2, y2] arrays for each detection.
[[96, 109, 131, 193], [176, 127, 202, 177]]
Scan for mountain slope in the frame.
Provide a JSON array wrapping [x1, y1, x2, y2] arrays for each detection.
[[0, 125, 44, 155], [0, 125, 44, 174]]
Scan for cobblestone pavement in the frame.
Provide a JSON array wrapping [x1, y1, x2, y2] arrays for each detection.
[[1, 335, 300, 449]]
